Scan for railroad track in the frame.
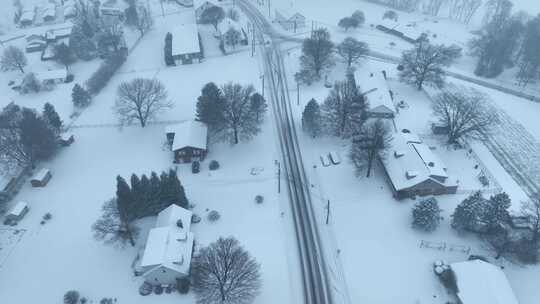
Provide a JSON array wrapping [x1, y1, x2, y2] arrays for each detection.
[[237, 1, 332, 304]]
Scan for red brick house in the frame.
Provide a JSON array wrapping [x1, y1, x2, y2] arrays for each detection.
[[166, 121, 208, 163]]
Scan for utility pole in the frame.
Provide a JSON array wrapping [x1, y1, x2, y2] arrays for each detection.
[[251, 24, 255, 57], [159, 0, 165, 17], [325, 200, 330, 225], [277, 160, 281, 193], [268, 0, 271, 18], [260, 74, 265, 97], [297, 78, 300, 106]]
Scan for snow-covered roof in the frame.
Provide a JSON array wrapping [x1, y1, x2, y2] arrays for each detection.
[[451, 260, 519, 304], [43, 4, 56, 18], [20, 10, 35, 22], [401, 132, 422, 144], [275, 10, 305, 21], [31, 168, 50, 182], [172, 23, 200, 56], [411, 143, 448, 179], [9, 201, 28, 217], [156, 204, 192, 232], [140, 227, 194, 276], [381, 134, 455, 191], [354, 66, 395, 116], [167, 121, 208, 151], [36, 69, 67, 81]]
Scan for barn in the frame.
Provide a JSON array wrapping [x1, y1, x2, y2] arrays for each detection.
[[165, 121, 208, 163], [380, 133, 458, 199], [171, 23, 202, 65]]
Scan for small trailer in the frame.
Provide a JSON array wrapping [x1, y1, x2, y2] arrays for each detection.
[[6, 201, 29, 223], [31, 169, 52, 187]]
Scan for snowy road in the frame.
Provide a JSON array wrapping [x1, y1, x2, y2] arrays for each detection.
[[238, 1, 333, 304]]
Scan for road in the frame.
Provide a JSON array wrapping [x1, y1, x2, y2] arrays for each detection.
[[237, 1, 333, 304]]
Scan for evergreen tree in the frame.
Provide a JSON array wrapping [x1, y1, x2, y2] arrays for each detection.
[[130, 174, 142, 216], [337, 37, 369, 67], [302, 98, 322, 138], [159, 171, 171, 204], [516, 15, 540, 86], [149, 171, 161, 207], [196, 82, 226, 127], [168, 169, 188, 209], [42, 103, 62, 134], [249, 93, 267, 123], [19, 108, 57, 167], [54, 42, 76, 69], [412, 198, 442, 232], [164, 32, 174, 66], [451, 191, 485, 232], [338, 17, 359, 31], [140, 174, 151, 206], [72, 84, 92, 107], [116, 175, 135, 221], [483, 192, 511, 232]]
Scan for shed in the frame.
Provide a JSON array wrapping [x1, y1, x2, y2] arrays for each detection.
[[42, 4, 57, 22], [31, 169, 52, 187], [20, 10, 35, 27], [451, 260, 519, 304], [166, 121, 208, 163], [6, 201, 29, 222]]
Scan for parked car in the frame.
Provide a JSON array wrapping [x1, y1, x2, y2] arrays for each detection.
[[320, 154, 331, 167], [329, 151, 341, 165]]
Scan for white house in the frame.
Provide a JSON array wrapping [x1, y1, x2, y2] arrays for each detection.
[[274, 10, 306, 32], [354, 65, 396, 120], [171, 23, 202, 64], [140, 205, 195, 285], [450, 260, 519, 304], [379, 132, 458, 199], [217, 17, 248, 47]]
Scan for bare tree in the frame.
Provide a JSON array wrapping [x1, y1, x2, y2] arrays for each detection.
[[350, 119, 393, 178], [299, 28, 335, 83], [521, 195, 540, 244], [432, 88, 496, 143], [1, 46, 27, 73], [114, 78, 172, 127], [192, 237, 261, 304], [135, 4, 153, 36], [399, 39, 461, 90], [336, 37, 369, 67], [321, 74, 367, 138], [200, 6, 225, 31], [422, 0, 447, 16], [92, 198, 139, 247], [449, 0, 482, 24]]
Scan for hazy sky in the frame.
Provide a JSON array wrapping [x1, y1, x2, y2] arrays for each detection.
[[511, 0, 540, 15]]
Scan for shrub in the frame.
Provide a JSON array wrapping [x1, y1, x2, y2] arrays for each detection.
[[154, 285, 163, 295], [513, 237, 539, 264], [43, 213, 52, 220], [63, 290, 80, 304], [209, 160, 220, 171], [412, 198, 442, 232], [255, 195, 264, 204], [85, 50, 127, 95], [438, 269, 458, 294], [81, 297, 88, 304], [191, 213, 202, 223], [177, 277, 190, 294], [20, 72, 41, 94], [165, 285, 172, 293], [192, 161, 200, 174], [99, 298, 113, 304], [207, 210, 220, 222], [383, 10, 398, 21], [65, 74, 74, 83], [139, 282, 153, 296]]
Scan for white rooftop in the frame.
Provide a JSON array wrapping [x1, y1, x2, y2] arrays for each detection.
[[354, 65, 395, 116], [217, 17, 242, 34], [167, 121, 208, 151], [31, 168, 50, 181], [156, 204, 192, 232], [9, 201, 28, 216], [451, 260, 519, 304], [172, 22, 201, 56], [381, 134, 455, 191], [20, 11, 35, 22], [35, 69, 67, 81], [140, 226, 194, 276]]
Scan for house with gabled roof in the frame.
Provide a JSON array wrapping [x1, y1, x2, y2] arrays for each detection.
[[165, 121, 208, 163], [354, 65, 396, 120], [380, 132, 458, 199], [140, 205, 195, 285], [274, 10, 306, 32]]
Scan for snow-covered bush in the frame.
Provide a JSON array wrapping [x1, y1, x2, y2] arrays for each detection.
[[191, 214, 202, 223], [43, 213, 52, 220], [451, 191, 485, 232], [139, 282, 153, 296], [63, 290, 80, 304], [383, 10, 398, 21], [192, 161, 200, 174], [207, 210, 220, 222], [209, 160, 220, 171], [20, 72, 41, 94], [412, 197, 442, 232], [255, 195, 264, 204]]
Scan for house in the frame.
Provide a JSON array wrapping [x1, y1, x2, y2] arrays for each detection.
[[274, 10, 306, 32], [450, 260, 519, 304], [19, 10, 35, 27], [376, 21, 423, 44], [6, 201, 29, 222], [165, 121, 208, 163], [45, 27, 72, 42], [100, 0, 125, 17], [25, 35, 47, 53], [171, 23, 203, 64], [354, 67, 396, 120], [36, 69, 68, 85], [42, 4, 57, 23], [30, 168, 52, 187], [140, 205, 195, 285], [380, 132, 458, 199], [217, 18, 248, 47], [0, 166, 30, 204], [195, 0, 218, 21]]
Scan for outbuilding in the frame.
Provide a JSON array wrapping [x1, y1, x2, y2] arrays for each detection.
[[171, 23, 202, 65], [30, 169, 52, 187], [166, 121, 208, 164], [19, 10, 35, 27], [6, 201, 29, 222], [274, 10, 306, 32]]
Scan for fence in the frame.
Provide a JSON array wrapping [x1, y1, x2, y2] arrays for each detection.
[[420, 240, 471, 255]]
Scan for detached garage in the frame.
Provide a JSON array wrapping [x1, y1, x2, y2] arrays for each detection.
[[31, 169, 52, 187]]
